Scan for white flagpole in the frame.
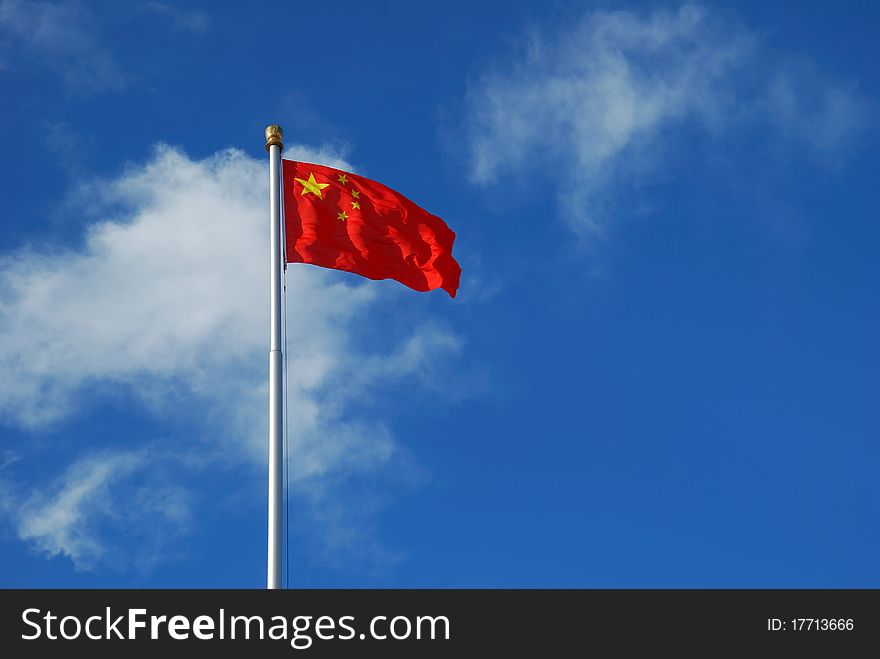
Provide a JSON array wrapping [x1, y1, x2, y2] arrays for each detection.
[[266, 124, 284, 589]]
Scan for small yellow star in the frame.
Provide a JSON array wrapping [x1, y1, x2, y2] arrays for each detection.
[[351, 190, 360, 199], [351, 201, 360, 210], [294, 173, 330, 199], [337, 174, 348, 185], [337, 211, 348, 221]]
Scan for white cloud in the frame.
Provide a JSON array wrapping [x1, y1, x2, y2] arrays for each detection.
[[0, 144, 461, 570], [464, 3, 869, 235], [0, 0, 125, 92], [1, 449, 190, 570]]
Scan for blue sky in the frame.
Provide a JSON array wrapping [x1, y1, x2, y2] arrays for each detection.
[[0, 0, 877, 587]]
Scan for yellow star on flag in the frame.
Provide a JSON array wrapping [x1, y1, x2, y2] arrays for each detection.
[[337, 211, 348, 221], [337, 174, 348, 185], [294, 173, 330, 199], [351, 190, 360, 199], [351, 201, 361, 210]]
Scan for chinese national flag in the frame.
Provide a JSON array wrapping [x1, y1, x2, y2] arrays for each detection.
[[282, 160, 461, 297]]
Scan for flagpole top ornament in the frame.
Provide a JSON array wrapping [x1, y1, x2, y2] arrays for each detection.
[[265, 125, 283, 152]]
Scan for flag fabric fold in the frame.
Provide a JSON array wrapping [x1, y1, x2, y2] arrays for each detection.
[[282, 160, 461, 297]]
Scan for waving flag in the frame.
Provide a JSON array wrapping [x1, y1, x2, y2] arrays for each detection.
[[282, 160, 461, 297], [265, 125, 461, 589]]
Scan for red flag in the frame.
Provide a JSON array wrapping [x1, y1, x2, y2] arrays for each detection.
[[282, 160, 461, 297]]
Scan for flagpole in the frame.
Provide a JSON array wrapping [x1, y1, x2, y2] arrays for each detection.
[[266, 124, 284, 589]]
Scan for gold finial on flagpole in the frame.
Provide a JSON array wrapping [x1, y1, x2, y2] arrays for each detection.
[[265, 125, 283, 151]]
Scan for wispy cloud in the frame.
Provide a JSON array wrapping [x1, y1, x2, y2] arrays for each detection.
[[0, 145, 462, 572], [463, 3, 870, 236], [44, 120, 93, 174], [145, 1, 209, 34], [0, 0, 125, 92], [0, 449, 191, 570], [762, 60, 870, 158]]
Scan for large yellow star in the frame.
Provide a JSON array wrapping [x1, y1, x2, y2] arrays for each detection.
[[294, 173, 330, 199]]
